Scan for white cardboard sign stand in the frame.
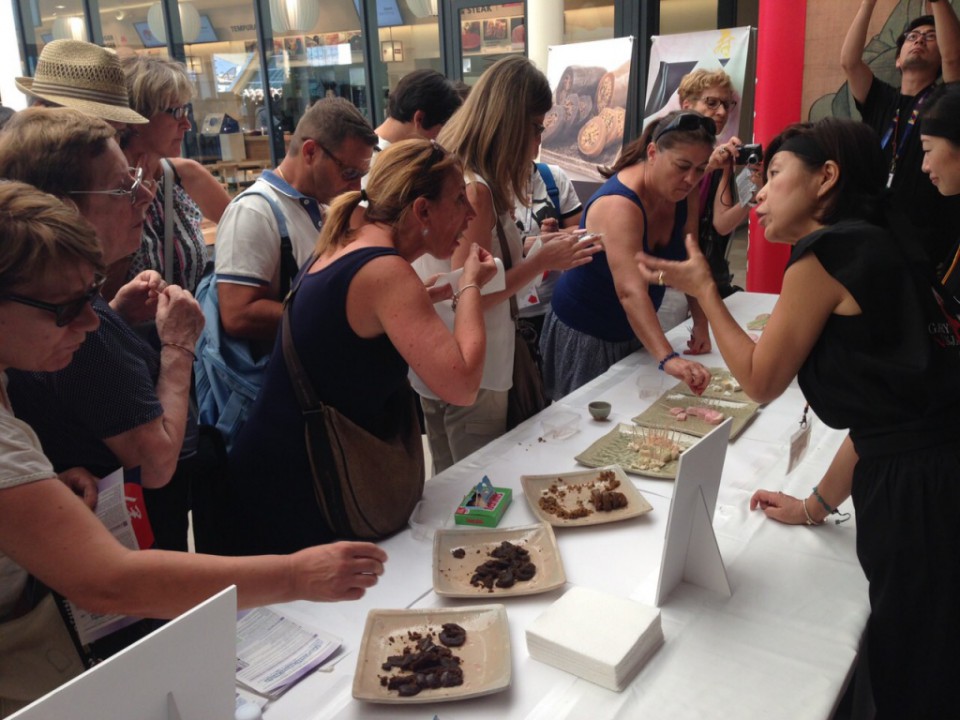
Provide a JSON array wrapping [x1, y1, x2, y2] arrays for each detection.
[[655, 419, 733, 606]]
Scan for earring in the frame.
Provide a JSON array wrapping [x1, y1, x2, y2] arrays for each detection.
[[422, 227, 429, 237]]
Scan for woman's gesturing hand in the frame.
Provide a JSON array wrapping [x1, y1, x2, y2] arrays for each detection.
[[636, 234, 716, 300]]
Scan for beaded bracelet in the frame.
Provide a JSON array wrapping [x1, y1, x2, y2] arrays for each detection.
[[811, 485, 835, 514], [162, 342, 197, 361], [658, 351, 680, 372], [451, 283, 480, 311]]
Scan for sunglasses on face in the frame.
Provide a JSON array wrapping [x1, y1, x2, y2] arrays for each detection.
[[653, 112, 718, 144], [698, 96, 738, 112], [163, 103, 192, 120], [313, 140, 368, 181], [1, 274, 105, 327], [68, 166, 153, 205]]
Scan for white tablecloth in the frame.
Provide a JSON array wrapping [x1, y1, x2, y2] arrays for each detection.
[[264, 292, 869, 720]]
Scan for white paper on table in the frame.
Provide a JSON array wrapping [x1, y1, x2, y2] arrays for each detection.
[[235, 607, 341, 698]]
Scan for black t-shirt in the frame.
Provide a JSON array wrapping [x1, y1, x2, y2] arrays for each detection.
[[856, 78, 960, 269], [788, 219, 960, 456]]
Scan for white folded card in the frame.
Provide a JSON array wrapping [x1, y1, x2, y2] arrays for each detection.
[[526, 585, 663, 692], [433, 257, 505, 294]]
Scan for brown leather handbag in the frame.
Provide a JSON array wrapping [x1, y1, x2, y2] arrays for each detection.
[[280, 280, 424, 541]]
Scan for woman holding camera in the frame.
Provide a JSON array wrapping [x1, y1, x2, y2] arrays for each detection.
[[541, 110, 715, 400], [678, 69, 758, 298], [639, 117, 960, 717]]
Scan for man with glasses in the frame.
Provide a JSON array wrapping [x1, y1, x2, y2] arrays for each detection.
[[841, 0, 960, 269], [213, 97, 377, 348]]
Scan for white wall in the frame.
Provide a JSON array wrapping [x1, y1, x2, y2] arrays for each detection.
[[1, 0, 26, 109]]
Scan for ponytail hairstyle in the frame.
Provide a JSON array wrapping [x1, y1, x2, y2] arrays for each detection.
[[315, 138, 461, 255]]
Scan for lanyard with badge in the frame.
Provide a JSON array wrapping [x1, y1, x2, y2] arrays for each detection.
[[880, 85, 933, 188]]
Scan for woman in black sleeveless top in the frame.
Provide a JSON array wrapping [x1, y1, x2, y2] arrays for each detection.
[[638, 117, 960, 718]]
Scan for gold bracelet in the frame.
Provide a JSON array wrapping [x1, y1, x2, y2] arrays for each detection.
[[451, 283, 481, 311], [801, 496, 822, 526], [162, 342, 197, 361]]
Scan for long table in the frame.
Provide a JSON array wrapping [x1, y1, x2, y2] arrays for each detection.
[[264, 292, 869, 720]]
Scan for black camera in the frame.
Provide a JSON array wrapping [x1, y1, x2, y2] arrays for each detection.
[[735, 143, 763, 165]]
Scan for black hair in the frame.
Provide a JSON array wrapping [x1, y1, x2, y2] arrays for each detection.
[[896, 14, 935, 56], [920, 81, 960, 145], [387, 69, 462, 130], [765, 118, 885, 226]]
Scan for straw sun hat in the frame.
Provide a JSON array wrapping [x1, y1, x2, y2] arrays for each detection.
[[15, 39, 148, 124]]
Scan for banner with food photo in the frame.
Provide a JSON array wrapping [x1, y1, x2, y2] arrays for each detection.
[[541, 37, 634, 182], [642, 26, 753, 144]]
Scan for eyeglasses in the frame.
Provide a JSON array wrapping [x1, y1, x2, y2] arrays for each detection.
[[653, 112, 717, 144], [698, 96, 738, 112], [532, 122, 546, 136], [313, 140, 368, 181], [68, 166, 153, 205], [1, 275, 105, 327], [163, 104, 191, 120], [904, 30, 937, 44]]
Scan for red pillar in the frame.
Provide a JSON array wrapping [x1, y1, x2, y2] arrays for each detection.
[[747, 0, 808, 292]]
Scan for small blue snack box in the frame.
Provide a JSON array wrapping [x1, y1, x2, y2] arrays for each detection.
[[454, 476, 512, 527]]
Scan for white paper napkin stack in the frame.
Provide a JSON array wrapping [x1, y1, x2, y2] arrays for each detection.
[[525, 585, 663, 692]]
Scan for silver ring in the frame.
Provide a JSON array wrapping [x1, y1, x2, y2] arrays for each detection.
[[658, 270, 665, 286]]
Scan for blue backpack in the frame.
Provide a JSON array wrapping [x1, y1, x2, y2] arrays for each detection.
[[194, 189, 300, 451], [535, 162, 561, 215]]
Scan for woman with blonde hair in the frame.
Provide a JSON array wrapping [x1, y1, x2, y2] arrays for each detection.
[[118, 54, 230, 294], [414, 55, 600, 472], [227, 139, 497, 554]]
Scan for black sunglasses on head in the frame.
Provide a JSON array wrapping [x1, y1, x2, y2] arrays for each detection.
[[653, 112, 717, 144], [1, 275, 105, 327]]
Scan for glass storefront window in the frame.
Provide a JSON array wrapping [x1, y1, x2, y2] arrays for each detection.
[[20, 0, 88, 55], [375, 2, 442, 125], [661, 0, 719, 34], [458, 2, 526, 87], [563, 0, 614, 44]]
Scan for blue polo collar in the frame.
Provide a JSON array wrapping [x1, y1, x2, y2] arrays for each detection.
[[258, 169, 323, 230]]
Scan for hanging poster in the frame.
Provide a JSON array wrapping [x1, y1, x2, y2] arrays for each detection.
[[643, 26, 753, 144], [541, 37, 634, 182]]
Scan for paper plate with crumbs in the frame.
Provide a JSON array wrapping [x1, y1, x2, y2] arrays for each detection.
[[574, 425, 699, 479], [434, 523, 566, 597], [352, 605, 510, 704], [521, 465, 653, 526]]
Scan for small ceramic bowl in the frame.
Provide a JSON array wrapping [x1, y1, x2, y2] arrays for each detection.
[[588, 401, 612, 421]]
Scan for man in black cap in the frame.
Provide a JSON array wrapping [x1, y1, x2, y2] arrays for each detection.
[[841, 0, 960, 269]]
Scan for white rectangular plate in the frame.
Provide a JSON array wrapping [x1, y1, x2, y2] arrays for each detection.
[[433, 523, 566, 598], [352, 605, 511, 704], [521, 465, 654, 526]]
